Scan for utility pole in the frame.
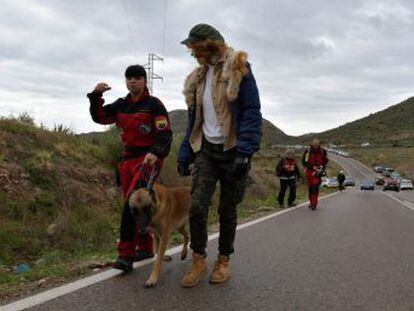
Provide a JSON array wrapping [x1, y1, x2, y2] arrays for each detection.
[[144, 53, 163, 94]]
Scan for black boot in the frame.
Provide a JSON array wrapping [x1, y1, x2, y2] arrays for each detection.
[[113, 257, 133, 272]]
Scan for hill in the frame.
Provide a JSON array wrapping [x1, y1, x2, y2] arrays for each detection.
[[168, 109, 291, 146], [295, 97, 414, 147]]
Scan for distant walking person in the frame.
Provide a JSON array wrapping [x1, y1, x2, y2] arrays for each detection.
[[337, 170, 346, 191], [88, 65, 172, 272], [302, 139, 328, 210], [276, 149, 301, 208]]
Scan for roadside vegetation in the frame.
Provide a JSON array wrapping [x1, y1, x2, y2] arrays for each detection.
[[0, 114, 340, 302]]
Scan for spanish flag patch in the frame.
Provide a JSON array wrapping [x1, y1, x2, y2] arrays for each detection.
[[155, 116, 169, 130]]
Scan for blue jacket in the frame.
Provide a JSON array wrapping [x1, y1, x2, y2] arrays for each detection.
[[178, 62, 262, 164]]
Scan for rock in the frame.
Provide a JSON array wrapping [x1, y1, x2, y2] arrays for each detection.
[[88, 260, 113, 269], [256, 206, 275, 212], [105, 187, 118, 198], [93, 268, 101, 272], [35, 258, 45, 266], [20, 172, 30, 179], [46, 223, 58, 236], [37, 278, 48, 287]]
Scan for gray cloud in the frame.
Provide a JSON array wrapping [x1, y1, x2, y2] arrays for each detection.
[[0, 0, 413, 135]]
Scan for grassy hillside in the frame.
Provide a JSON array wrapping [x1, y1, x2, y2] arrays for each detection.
[[295, 97, 414, 147], [0, 114, 338, 302]]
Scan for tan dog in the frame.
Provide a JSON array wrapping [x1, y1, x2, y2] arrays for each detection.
[[129, 183, 190, 288]]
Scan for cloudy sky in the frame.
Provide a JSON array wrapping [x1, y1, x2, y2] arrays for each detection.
[[1, 0, 413, 136]]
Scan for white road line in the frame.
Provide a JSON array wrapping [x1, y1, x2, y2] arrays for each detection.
[[0, 192, 340, 311], [382, 192, 414, 212], [404, 200, 414, 208]]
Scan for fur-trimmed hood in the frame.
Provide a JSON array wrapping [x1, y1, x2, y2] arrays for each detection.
[[183, 47, 249, 107]]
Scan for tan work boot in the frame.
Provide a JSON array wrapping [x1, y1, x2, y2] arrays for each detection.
[[210, 255, 230, 284], [181, 253, 207, 288]]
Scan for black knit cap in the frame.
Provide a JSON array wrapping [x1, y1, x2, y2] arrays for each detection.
[[181, 23, 225, 45], [125, 64, 147, 79]]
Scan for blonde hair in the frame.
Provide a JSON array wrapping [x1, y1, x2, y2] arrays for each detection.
[[188, 39, 227, 60]]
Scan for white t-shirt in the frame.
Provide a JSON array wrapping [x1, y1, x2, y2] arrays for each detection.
[[202, 65, 224, 144]]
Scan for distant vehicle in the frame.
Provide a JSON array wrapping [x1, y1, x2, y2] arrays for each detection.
[[322, 177, 338, 188], [400, 179, 413, 190], [383, 178, 400, 192], [360, 180, 375, 191], [375, 177, 385, 185], [390, 172, 401, 180], [343, 178, 355, 187], [383, 168, 394, 177], [373, 166, 385, 173]]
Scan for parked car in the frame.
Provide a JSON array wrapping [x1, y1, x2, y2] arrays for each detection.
[[383, 178, 400, 192], [343, 178, 355, 187], [400, 179, 413, 190], [383, 168, 394, 177], [373, 166, 385, 173], [390, 172, 401, 180], [375, 177, 385, 185], [360, 180, 375, 191], [322, 177, 338, 188]]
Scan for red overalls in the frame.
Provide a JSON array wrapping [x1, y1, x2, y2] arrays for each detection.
[[88, 90, 172, 258], [302, 147, 328, 208]]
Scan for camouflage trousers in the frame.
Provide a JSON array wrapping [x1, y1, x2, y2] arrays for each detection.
[[190, 139, 250, 257]]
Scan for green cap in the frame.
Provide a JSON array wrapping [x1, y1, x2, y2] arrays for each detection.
[[181, 23, 225, 45]]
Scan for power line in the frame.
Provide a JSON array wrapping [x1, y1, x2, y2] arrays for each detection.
[[121, 0, 138, 58], [162, 0, 168, 56]]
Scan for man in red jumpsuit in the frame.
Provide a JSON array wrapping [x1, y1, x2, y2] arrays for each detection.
[[302, 139, 328, 210], [88, 65, 172, 272]]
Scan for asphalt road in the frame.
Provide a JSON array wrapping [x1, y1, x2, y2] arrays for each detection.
[[3, 155, 414, 311], [330, 153, 414, 205]]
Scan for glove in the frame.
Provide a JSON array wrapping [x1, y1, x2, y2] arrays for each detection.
[[314, 170, 326, 178], [177, 161, 191, 176], [233, 156, 249, 178]]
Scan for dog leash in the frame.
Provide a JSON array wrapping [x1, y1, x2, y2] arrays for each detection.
[[146, 165, 158, 192], [137, 164, 159, 192]]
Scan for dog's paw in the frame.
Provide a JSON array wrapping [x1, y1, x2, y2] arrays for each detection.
[[144, 277, 158, 289]]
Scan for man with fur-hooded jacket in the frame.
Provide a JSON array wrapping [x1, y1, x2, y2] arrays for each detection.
[[177, 24, 262, 288]]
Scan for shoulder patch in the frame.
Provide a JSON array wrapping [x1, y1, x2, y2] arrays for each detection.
[[155, 116, 169, 130]]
